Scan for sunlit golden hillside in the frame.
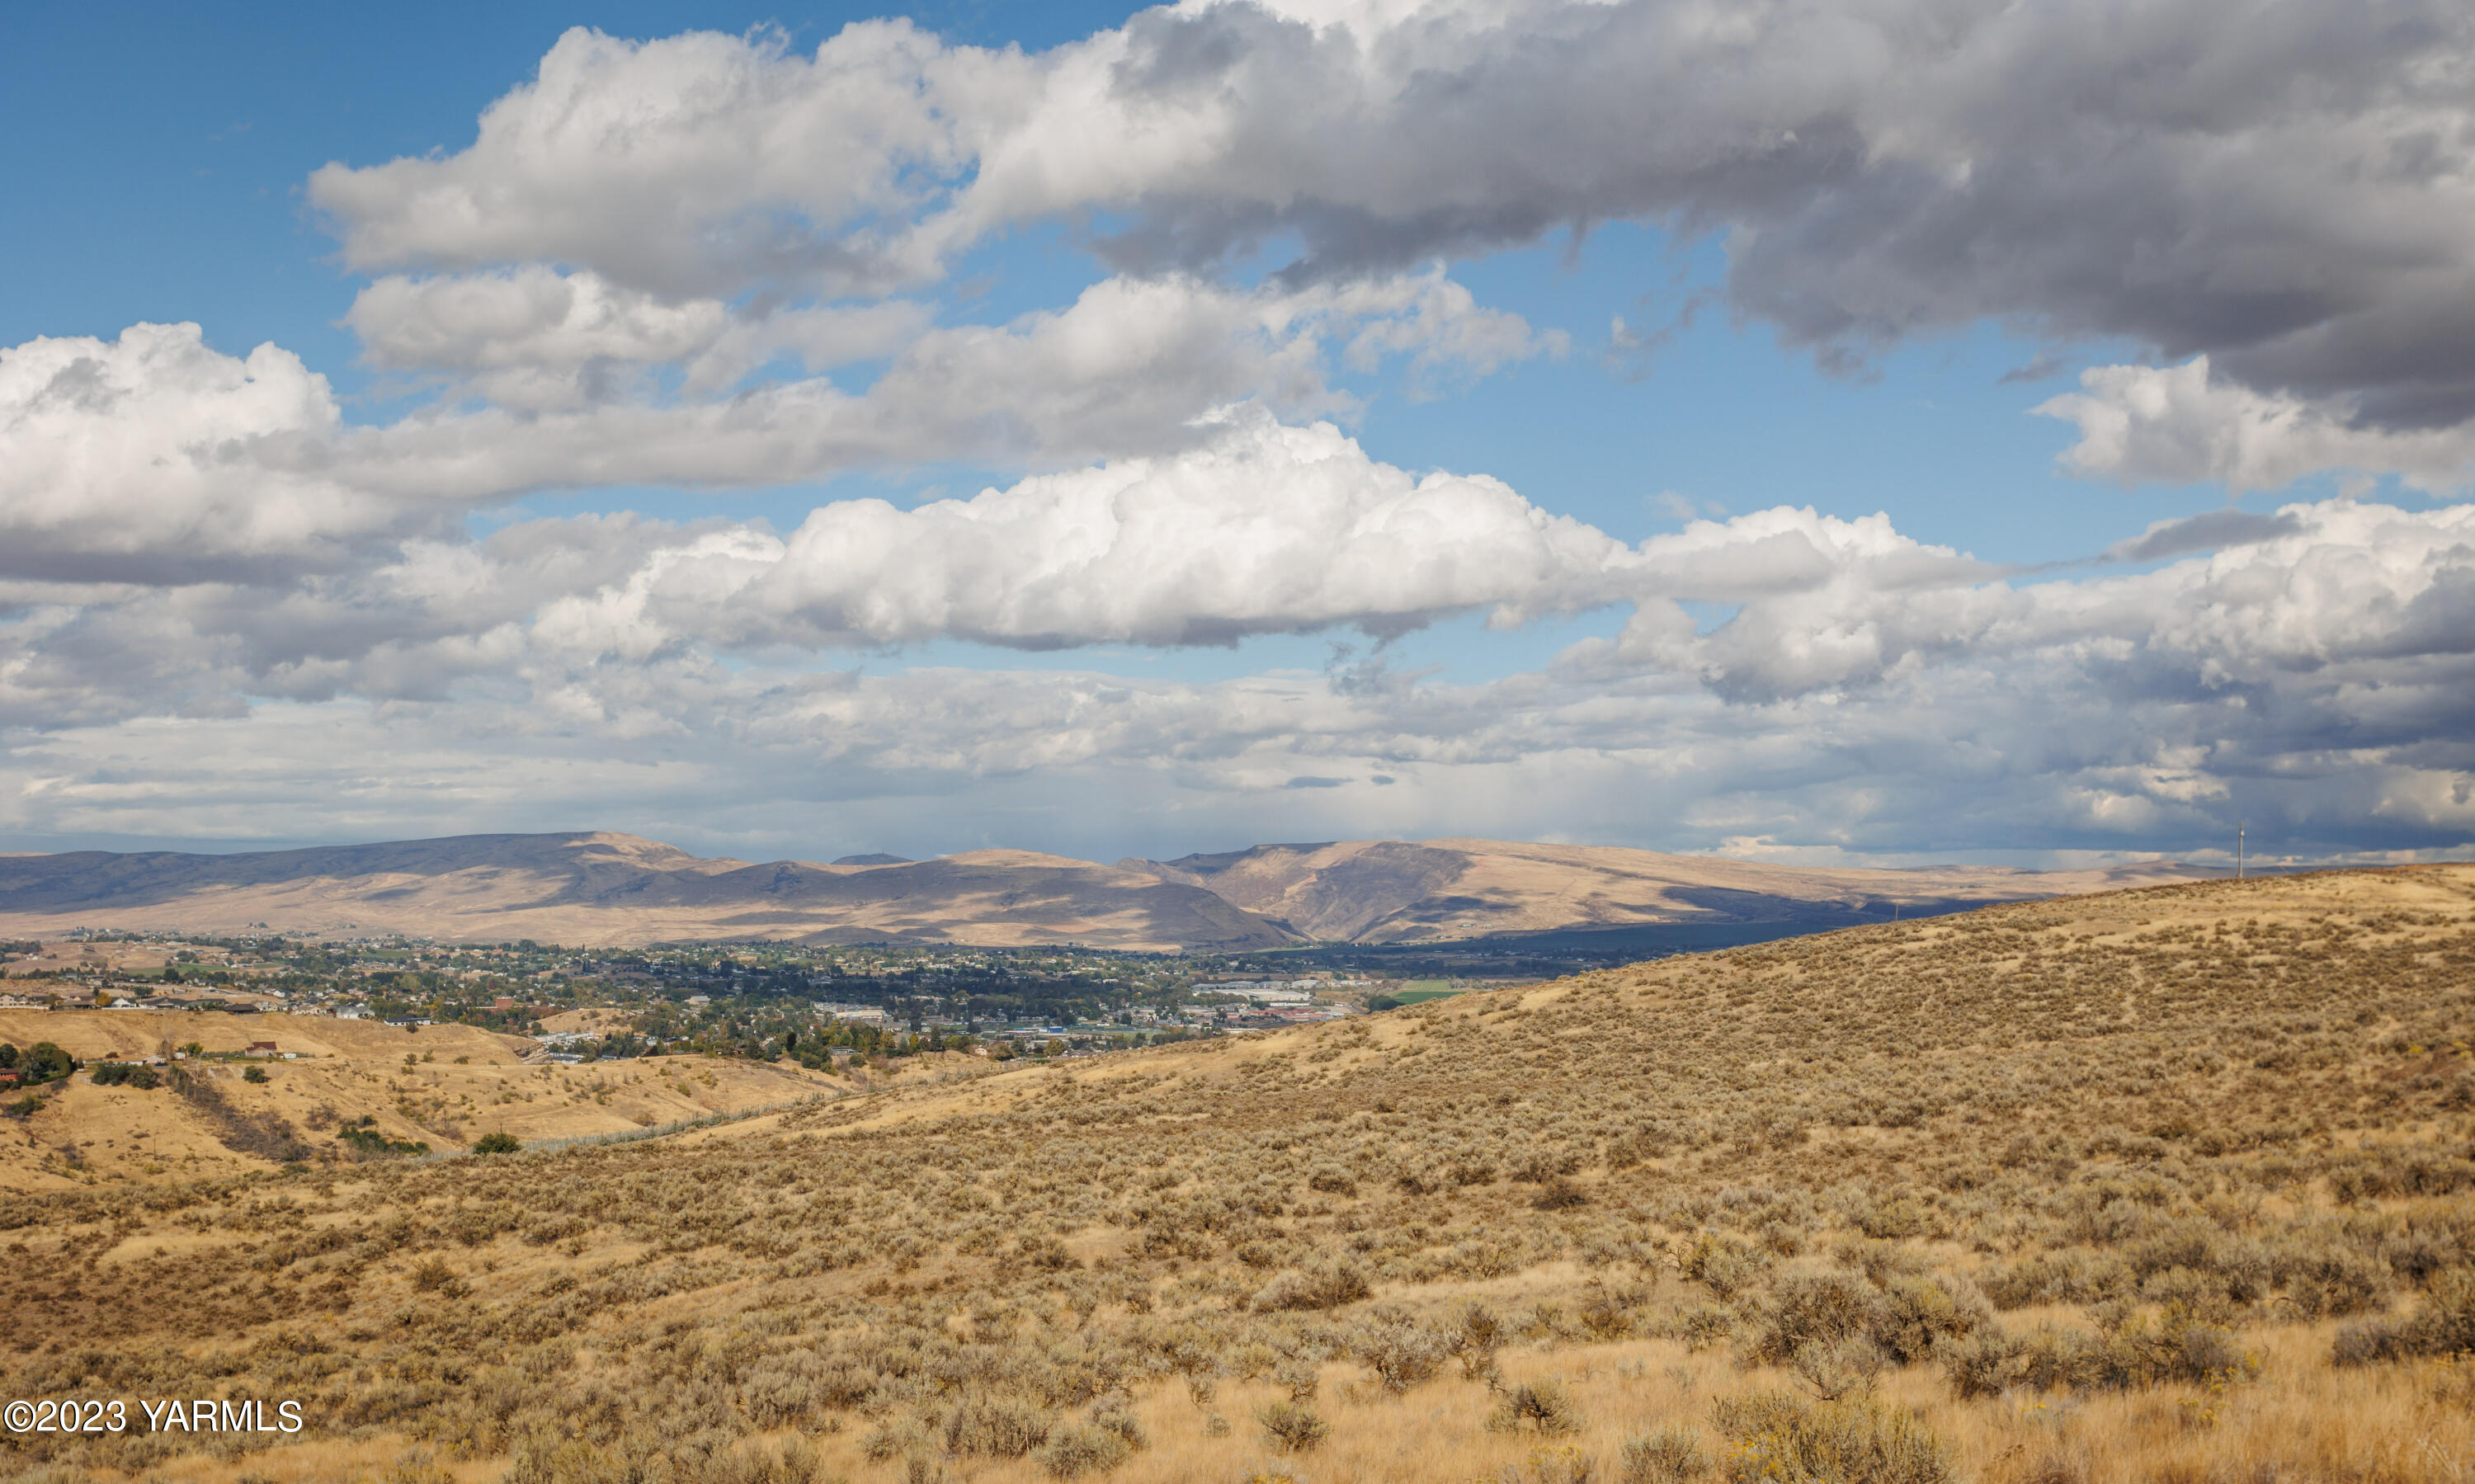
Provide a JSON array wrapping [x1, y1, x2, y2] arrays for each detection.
[[0, 1011, 857, 1191], [4, 865, 2473, 1484]]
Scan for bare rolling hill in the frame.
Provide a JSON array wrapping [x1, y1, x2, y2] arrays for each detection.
[[1126, 836, 2223, 942], [0, 833, 1293, 951], [0, 1007, 892, 1190], [6, 867, 2473, 1484], [0, 830, 2223, 949]]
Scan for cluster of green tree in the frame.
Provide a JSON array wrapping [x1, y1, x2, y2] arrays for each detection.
[[335, 1116, 429, 1160], [0, 1041, 77, 1086], [91, 1061, 163, 1090], [183, 934, 296, 954], [362, 968, 458, 995], [155, 964, 249, 986], [776, 1023, 978, 1069], [441, 1003, 551, 1034], [624, 1022, 884, 1066], [1, 1041, 74, 1119], [272, 945, 354, 975], [623, 946, 1190, 1022], [998, 1029, 1200, 1059]]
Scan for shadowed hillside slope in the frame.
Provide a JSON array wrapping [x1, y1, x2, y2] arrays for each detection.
[[1131, 836, 2219, 941], [0, 830, 2222, 950], [5, 865, 2473, 1484], [0, 833, 1293, 950]]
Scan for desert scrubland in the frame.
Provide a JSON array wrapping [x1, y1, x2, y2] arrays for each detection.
[[4, 866, 2474, 1484], [0, 1011, 855, 1192]]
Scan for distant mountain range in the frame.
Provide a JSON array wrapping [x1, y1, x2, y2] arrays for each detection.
[[1123, 838, 2218, 945], [0, 831, 2224, 951]]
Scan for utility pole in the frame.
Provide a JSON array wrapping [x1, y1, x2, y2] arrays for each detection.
[[2237, 822, 2245, 881]]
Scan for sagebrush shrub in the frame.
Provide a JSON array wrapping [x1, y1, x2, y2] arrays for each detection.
[[1676, 1303, 1737, 1352], [1874, 1274, 1994, 1364], [862, 1418, 933, 1463], [1035, 1423, 1129, 1479], [2332, 1265, 2475, 1364], [1087, 1398, 1144, 1449], [1792, 1336, 1886, 1401], [1578, 1285, 1635, 1340], [2001, 1307, 2256, 1392], [945, 1394, 1053, 1458], [1535, 1175, 1590, 1211], [1619, 1425, 1711, 1484], [1307, 1166, 1357, 1195], [1256, 1400, 1331, 1453], [1252, 1256, 1372, 1312], [1680, 1234, 1770, 1300], [1710, 1392, 1953, 1484], [1744, 1270, 1882, 1367], [1983, 1250, 2133, 1310], [1351, 1313, 1454, 1393], [1487, 1379, 1582, 1435], [408, 1256, 462, 1296], [1940, 1326, 2022, 1399], [2281, 1246, 2390, 1317]]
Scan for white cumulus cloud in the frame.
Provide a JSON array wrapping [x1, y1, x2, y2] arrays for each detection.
[[2037, 357, 2475, 494], [0, 323, 444, 583], [345, 267, 933, 407], [0, 275, 1561, 589], [306, 21, 999, 298], [308, 1, 2475, 454], [634, 411, 1640, 650]]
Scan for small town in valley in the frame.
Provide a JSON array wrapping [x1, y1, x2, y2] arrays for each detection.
[[0, 930, 1490, 1066]]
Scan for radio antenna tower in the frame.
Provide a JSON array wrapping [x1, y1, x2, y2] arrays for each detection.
[[2237, 822, 2245, 881]]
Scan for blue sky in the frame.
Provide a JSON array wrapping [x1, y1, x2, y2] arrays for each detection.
[[2, 4, 2238, 554], [2, 0, 2471, 867]]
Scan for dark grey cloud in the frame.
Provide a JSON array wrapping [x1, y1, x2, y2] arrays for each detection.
[[15, 3, 2475, 862], [1082, 0, 2475, 428], [11, 488, 2472, 863], [15, 494, 2475, 863], [2100, 510, 2308, 564], [314, 2, 2475, 444]]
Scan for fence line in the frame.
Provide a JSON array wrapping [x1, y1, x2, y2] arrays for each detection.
[[512, 1095, 829, 1155], [420, 1059, 1004, 1161]]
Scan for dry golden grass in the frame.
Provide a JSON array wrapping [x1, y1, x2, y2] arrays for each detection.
[[4, 864, 2474, 1484], [0, 1009, 538, 1064], [0, 1011, 855, 1188]]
